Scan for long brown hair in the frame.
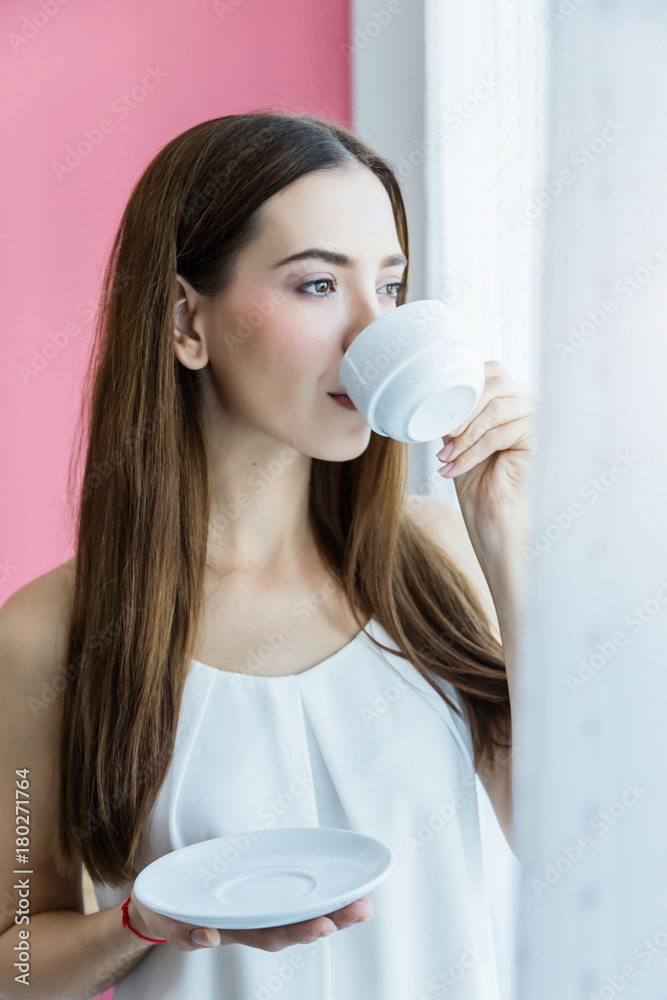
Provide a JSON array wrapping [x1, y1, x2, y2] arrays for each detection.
[[56, 109, 510, 888]]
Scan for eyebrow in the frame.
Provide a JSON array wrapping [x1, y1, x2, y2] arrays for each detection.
[[274, 249, 408, 270]]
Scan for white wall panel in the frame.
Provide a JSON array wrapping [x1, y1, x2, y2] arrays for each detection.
[[514, 3, 667, 998]]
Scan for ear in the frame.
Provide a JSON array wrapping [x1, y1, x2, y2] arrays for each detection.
[[173, 274, 209, 370]]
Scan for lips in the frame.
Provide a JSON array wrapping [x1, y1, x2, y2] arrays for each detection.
[[328, 391, 357, 410]]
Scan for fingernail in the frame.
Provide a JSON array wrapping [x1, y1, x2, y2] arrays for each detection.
[[190, 928, 217, 946], [357, 903, 374, 920], [321, 927, 337, 936], [437, 441, 455, 461]]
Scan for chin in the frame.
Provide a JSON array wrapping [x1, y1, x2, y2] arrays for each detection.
[[317, 430, 372, 464]]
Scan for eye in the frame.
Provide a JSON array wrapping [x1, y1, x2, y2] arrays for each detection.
[[296, 278, 337, 297], [381, 282, 407, 299], [295, 279, 408, 299]]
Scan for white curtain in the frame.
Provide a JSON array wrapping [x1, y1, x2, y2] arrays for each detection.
[[511, 3, 667, 998], [414, 0, 549, 506], [418, 5, 549, 999]]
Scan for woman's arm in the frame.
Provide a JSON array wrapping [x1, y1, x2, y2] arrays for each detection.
[[432, 359, 537, 853], [408, 496, 519, 850], [0, 570, 156, 999], [0, 901, 155, 1000], [462, 514, 525, 853]]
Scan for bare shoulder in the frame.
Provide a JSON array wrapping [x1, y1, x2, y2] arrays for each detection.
[[403, 496, 499, 639], [0, 557, 76, 691]]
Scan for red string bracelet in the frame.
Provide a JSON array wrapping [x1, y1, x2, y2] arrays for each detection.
[[121, 894, 168, 943]]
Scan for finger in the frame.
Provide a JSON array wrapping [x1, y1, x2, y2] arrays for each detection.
[[438, 395, 536, 458], [176, 897, 375, 953], [233, 897, 375, 953], [439, 415, 534, 477], [326, 897, 375, 928], [442, 381, 536, 447], [229, 914, 339, 953], [188, 925, 221, 948], [445, 360, 529, 434]]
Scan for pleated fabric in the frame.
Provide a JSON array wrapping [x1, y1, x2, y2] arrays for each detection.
[[94, 618, 500, 999]]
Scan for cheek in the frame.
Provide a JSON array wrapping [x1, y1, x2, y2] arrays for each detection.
[[246, 312, 330, 381], [209, 325, 324, 419], [209, 288, 337, 405]]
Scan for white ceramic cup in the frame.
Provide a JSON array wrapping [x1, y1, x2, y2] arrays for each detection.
[[339, 299, 486, 443]]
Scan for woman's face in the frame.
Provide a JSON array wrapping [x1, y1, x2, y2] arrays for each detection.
[[174, 162, 408, 462]]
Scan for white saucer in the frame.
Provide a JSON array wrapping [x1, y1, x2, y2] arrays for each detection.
[[133, 827, 394, 929]]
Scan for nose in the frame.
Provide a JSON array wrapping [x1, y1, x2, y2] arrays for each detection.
[[342, 295, 385, 354]]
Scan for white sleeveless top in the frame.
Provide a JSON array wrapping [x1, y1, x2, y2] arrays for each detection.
[[93, 618, 500, 999]]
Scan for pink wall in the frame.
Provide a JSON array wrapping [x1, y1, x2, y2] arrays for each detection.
[[1, 2, 349, 995], [1, 0, 350, 602]]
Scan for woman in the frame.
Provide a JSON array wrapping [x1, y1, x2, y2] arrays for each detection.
[[0, 110, 536, 999]]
